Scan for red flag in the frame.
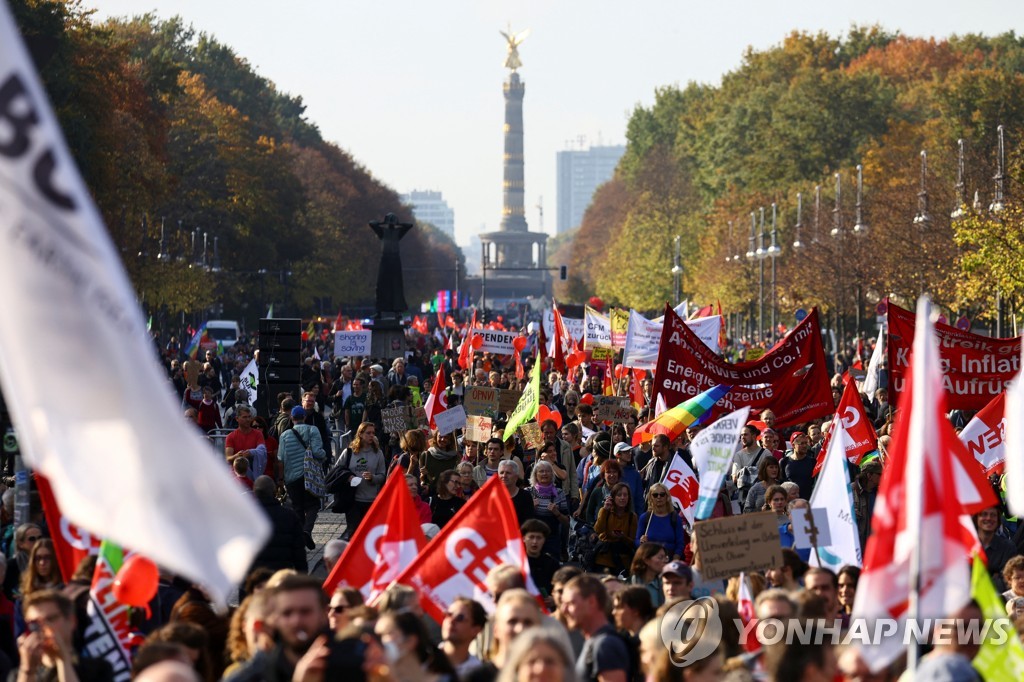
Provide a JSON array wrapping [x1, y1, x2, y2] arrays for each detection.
[[390, 475, 535, 622], [813, 377, 878, 475], [851, 299, 991, 670], [323, 469, 426, 601], [551, 302, 571, 372], [630, 371, 645, 411], [334, 311, 344, 333], [425, 365, 448, 429], [437, 311, 445, 330], [458, 310, 477, 371], [737, 572, 759, 652], [36, 474, 102, 582], [958, 392, 1007, 475], [445, 315, 458, 330]]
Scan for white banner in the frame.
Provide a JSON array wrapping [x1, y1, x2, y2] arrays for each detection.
[[542, 309, 584, 342], [664, 454, 700, 526], [0, 6, 267, 606], [240, 358, 259, 405], [476, 329, 517, 355], [691, 407, 749, 520], [808, 408, 862, 571], [334, 330, 372, 357], [433, 405, 467, 436], [584, 306, 611, 350], [623, 311, 721, 370]]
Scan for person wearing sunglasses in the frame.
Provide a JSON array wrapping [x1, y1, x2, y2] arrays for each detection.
[[4, 524, 41, 599], [328, 587, 364, 635], [636, 483, 686, 561], [440, 597, 487, 677]]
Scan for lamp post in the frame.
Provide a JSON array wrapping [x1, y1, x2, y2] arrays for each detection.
[[757, 207, 767, 340], [746, 212, 757, 339], [913, 150, 933, 228], [671, 234, 683, 305], [952, 138, 966, 221], [768, 203, 781, 338], [991, 125, 1006, 214], [831, 173, 845, 339], [853, 164, 869, 234], [793, 193, 804, 250]]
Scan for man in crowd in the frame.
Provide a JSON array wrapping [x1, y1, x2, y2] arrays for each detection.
[[561, 575, 630, 682]]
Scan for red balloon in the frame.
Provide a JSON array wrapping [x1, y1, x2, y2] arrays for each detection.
[[632, 368, 647, 383], [537, 405, 562, 429], [513, 336, 528, 352], [614, 364, 628, 379], [471, 335, 483, 349], [588, 296, 604, 311], [112, 555, 159, 610], [579, 393, 595, 406]]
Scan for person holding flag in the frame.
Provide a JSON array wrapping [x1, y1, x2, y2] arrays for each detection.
[[636, 483, 686, 561]]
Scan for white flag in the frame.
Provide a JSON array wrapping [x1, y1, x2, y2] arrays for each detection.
[[807, 418, 862, 572], [0, 6, 268, 606], [623, 310, 721, 370], [240, 358, 259, 406], [861, 327, 885, 398], [690, 407, 750, 520], [1005, 345, 1024, 517], [663, 454, 699, 526]]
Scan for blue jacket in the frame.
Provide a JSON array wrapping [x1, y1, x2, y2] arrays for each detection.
[[279, 424, 325, 485]]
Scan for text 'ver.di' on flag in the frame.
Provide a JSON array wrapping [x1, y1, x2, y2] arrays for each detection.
[[0, 5, 268, 605]]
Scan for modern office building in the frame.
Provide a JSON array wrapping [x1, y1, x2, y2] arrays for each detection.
[[556, 144, 625, 234], [401, 190, 455, 240]]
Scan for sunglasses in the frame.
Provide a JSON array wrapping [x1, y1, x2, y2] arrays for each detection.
[[651, 492, 668, 499], [328, 604, 348, 614], [444, 612, 467, 623], [24, 535, 41, 543]]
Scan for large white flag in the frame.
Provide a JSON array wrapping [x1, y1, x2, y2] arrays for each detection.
[[861, 326, 885, 398], [623, 310, 721, 370], [0, 6, 268, 605], [663, 454, 700, 526], [690, 407, 749, 520], [240, 358, 259, 406], [807, 418, 861, 572]]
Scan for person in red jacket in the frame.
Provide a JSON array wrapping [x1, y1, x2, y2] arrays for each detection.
[[405, 474, 433, 524], [184, 385, 222, 434]]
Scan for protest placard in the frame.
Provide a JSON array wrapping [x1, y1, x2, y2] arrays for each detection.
[[476, 330, 518, 355], [791, 507, 832, 550], [594, 396, 631, 423], [464, 415, 493, 443], [498, 389, 523, 414], [382, 405, 411, 434], [334, 331, 372, 357], [518, 422, 544, 450], [433, 405, 467, 436], [463, 386, 499, 416], [693, 512, 783, 580]]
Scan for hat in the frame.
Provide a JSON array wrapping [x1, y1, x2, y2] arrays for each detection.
[[789, 431, 806, 441], [290, 406, 307, 419], [660, 561, 693, 581], [593, 440, 610, 458], [613, 442, 632, 455], [370, 364, 384, 373]]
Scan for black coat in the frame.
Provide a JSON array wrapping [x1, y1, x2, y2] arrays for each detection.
[[251, 497, 308, 573]]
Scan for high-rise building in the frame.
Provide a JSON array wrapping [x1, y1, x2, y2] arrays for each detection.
[[556, 144, 625, 234], [401, 190, 455, 240]]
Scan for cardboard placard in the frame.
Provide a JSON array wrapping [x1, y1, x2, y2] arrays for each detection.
[[591, 346, 614, 361], [498, 389, 523, 414], [413, 406, 428, 430], [519, 422, 544, 450], [745, 347, 766, 362], [594, 396, 631, 423], [334, 330, 372, 357], [464, 415, 493, 443], [791, 507, 832, 550], [693, 511, 782, 580], [433, 405, 467, 436], [382, 405, 412, 434], [463, 386, 499, 416]]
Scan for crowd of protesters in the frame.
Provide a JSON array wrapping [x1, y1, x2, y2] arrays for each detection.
[[0, 323, 1021, 682]]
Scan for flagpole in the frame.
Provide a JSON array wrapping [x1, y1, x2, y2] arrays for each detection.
[[645, 453, 675, 536], [906, 297, 931, 676]]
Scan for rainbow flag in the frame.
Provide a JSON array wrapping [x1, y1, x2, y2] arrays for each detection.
[[631, 384, 732, 446], [184, 322, 209, 359]]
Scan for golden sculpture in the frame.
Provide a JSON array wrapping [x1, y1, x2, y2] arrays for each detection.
[[500, 27, 530, 72]]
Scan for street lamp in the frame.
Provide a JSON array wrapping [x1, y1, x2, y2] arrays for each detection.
[[853, 164, 869, 234], [671, 234, 683, 305], [813, 184, 821, 244], [991, 125, 1006, 214], [768, 203, 781, 337], [951, 138, 966, 220], [793, 193, 804, 250], [756, 207, 767, 339], [913, 150, 933, 227], [831, 173, 842, 237], [746, 212, 757, 339]]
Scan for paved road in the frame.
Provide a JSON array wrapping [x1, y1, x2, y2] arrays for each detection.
[[304, 507, 347, 579]]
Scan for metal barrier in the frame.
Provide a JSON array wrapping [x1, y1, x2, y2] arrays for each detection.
[[332, 427, 352, 462], [208, 428, 233, 454]]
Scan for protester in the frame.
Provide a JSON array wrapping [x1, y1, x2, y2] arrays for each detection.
[[636, 484, 686, 561], [340, 422, 387, 540], [593, 482, 638, 574], [278, 406, 326, 550], [430, 470, 466, 528]]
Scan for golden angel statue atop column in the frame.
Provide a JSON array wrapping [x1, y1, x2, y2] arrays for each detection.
[[500, 27, 530, 72]]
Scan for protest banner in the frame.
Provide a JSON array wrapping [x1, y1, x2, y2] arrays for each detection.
[[518, 422, 544, 450], [584, 306, 612, 351], [36, 474, 101, 582], [791, 508, 833, 550], [623, 310, 722, 370], [433, 405, 467, 436], [887, 301, 1020, 410], [959, 392, 1007, 475], [610, 308, 630, 349], [691, 407, 750, 520], [463, 386, 499, 416], [84, 542, 132, 682], [807, 419, 861, 571], [476, 329, 518, 355], [464, 415, 493, 443], [382, 405, 413, 434], [594, 396, 632, 423], [693, 512, 783, 580], [543, 308, 584, 342], [653, 305, 833, 428], [334, 330, 372, 357], [498, 388, 523, 414]]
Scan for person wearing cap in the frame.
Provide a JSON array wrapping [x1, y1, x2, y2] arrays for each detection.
[[368, 363, 389, 397], [660, 561, 694, 605], [278, 406, 326, 549]]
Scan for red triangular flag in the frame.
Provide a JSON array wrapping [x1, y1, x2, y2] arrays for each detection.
[[813, 377, 878, 475], [323, 469, 426, 600], [424, 365, 448, 429]]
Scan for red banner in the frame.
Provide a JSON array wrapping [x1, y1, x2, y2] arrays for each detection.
[[390, 475, 532, 623], [323, 469, 425, 601], [887, 302, 1021, 410], [653, 306, 833, 428], [36, 474, 102, 582]]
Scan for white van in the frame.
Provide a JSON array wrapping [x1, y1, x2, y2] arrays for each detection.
[[205, 320, 241, 350]]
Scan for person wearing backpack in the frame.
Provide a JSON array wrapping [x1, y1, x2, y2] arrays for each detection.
[[561, 574, 633, 682], [732, 424, 768, 506], [279, 406, 325, 550]]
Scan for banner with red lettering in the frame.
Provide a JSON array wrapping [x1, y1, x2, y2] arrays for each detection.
[[813, 377, 878, 476], [887, 302, 1021, 410], [323, 469, 425, 600], [390, 475, 532, 623], [959, 392, 1007, 475], [36, 474, 101, 582], [653, 306, 833, 428]]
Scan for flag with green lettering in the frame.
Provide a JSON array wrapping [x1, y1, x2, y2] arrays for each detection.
[[971, 553, 1024, 678], [504, 351, 540, 441]]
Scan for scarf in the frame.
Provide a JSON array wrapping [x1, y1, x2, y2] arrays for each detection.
[[533, 482, 558, 498]]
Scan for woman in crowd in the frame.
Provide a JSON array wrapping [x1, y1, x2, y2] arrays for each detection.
[[430, 470, 465, 528], [526, 461, 570, 557], [759, 428, 784, 461], [636, 483, 687, 561], [536, 441, 568, 490], [14, 539, 62, 636], [629, 542, 668, 608], [328, 586, 365, 634], [374, 609, 456, 682], [405, 474, 433, 524], [456, 460, 479, 498], [421, 430, 460, 491], [583, 460, 623, 525], [389, 428, 428, 479], [495, 625, 579, 682], [342, 422, 387, 540], [611, 586, 655, 639], [837, 565, 860, 616], [743, 457, 782, 514], [472, 589, 544, 682], [593, 482, 638, 574]]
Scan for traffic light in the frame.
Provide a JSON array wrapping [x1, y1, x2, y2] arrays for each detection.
[[559, 265, 567, 281]]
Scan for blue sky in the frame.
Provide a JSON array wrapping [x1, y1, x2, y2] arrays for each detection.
[[90, 1, 1024, 246]]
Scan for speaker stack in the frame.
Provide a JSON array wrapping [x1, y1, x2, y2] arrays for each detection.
[[256, 318, 302, 418]]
